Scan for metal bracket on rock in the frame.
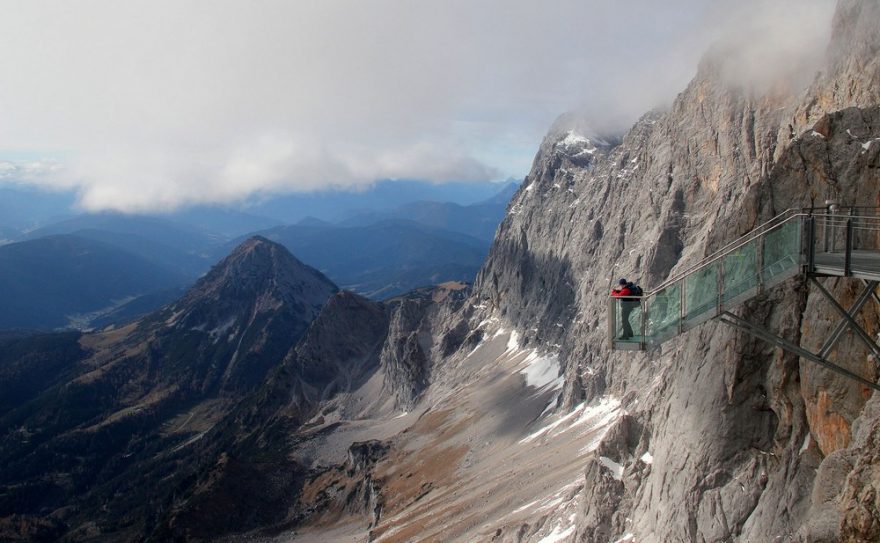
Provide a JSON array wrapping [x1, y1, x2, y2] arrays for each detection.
[[718, 279, 880, 392]]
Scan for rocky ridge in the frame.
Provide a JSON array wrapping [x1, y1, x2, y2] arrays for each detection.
[[2, 2, 880, 541], [457, 0, 880, 540], [0, 237, 339, 541]]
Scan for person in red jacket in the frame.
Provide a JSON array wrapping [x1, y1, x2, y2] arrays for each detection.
[[611, 278, 639, 339]]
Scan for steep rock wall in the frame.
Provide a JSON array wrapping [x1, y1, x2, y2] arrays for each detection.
[[464, 1, 880, 540]]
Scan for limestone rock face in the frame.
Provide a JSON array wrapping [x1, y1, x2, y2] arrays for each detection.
[[380, 283, 471, 408], [3, 2, 880, 542], [461, 1, 880, 540]]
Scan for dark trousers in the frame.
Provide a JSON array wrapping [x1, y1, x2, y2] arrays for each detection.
[[620, 301, 638, 338]]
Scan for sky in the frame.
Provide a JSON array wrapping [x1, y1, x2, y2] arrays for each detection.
[[0, 0, 835, 213]]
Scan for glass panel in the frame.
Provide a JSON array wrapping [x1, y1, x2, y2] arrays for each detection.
[[818, 216, 847, 254], [852, 214, 880, 252], [611, 297, 643, 343], [722, 240, 757, 304], [647, 283, 681, 344], [762, 219, 801, 282], [851, 214, 880, 277], [684, 262, 718, 322]]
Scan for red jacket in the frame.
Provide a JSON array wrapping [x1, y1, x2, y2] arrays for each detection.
[[611, 287, 632, 298]]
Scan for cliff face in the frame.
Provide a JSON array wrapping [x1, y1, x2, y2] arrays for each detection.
[[2, 3, 879, 542], [464, 0, 880, 540]]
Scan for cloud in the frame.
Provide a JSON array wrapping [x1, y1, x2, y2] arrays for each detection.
[[0, 0, 835, 212], [705, 0, 835, 93]]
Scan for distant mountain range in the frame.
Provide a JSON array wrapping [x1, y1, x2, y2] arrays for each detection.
[[338, 182, 517, 241], [0, 235, 190, 330], [0, 181, 517, 330], [236, 178, 517, 224], [0, 179, 516, 232], [25, 214, 222, 278], [234, 219, 489, 299]]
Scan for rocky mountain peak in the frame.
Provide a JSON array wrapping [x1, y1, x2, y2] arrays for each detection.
[[194, 235, 332, 299], [164, 236, 337, 333], [544, 115, 620, 164]]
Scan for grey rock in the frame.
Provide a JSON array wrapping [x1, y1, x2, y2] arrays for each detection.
[[453, 1, 880, 541]]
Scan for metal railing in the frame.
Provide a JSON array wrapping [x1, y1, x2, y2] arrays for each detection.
[[610, 207, 880, 350]]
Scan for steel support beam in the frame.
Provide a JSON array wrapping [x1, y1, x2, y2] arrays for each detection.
[[818, 280, 879, 359], [718, 311, 880, 392], [809, 277, 880, 360]]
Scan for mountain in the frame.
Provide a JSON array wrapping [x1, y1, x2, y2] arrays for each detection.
[[339, 181, 519, 241], [242, 219, 489, 298], [0, 226, 20, 245], [455, 1, 880, 541], [25, 212, 229, 281], [110, 281, 470, 541], [241, 179, 514, 224], [168, 206, 282, 238], [0, 235, 189, 330], [0, 237, 338, 541], [3, 2, 880, 542], [0, 185, 76, 231]]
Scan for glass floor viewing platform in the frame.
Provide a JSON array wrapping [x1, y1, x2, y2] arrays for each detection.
[[610, 207, 880, 352]]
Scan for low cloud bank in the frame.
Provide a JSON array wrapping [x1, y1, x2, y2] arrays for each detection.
[[0, 0, 834, 212]]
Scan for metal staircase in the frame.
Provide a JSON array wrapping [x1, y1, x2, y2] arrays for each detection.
[[609, 206, 880, 390]]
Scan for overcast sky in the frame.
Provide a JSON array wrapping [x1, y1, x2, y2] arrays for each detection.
[[0, 0, 834, 212]]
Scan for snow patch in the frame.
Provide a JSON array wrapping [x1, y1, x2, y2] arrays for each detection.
[[599, 456, 624, 480], [165, 309, 184, 326], [506, 329, 521, 350], [611, 533, 635, 543], [558, 131, 592, 148], [539, 397, 558, 418], [640, 451, 654, 465], [811, 130, 825, 139], [520, 351, 563, 390], [511, 498, 543, 515], [521, 396, 620, 445], [862, 138, 879, 151], [209, 317, 237, 342], [507, 479, 581, 521], [536, 524, 575, 543]]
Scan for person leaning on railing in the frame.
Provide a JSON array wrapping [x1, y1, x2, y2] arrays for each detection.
[[611, 278, 641, 340]]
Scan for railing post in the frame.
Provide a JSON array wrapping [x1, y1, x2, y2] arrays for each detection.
[[640, 297, 647, 349], [756, 229, 765, 295], [806, 216, 816, 275], [679, 282, 685, 335], [608, 297, 615, 344], [845, 216, 853, 276]]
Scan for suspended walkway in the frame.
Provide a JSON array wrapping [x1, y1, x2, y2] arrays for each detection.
[[609, 206, 880, 390]]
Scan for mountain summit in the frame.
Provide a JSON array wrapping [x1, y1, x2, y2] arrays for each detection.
[[164, 236, 337, 344], [0, 238, 338, 540], [3, 2, 880, 542]]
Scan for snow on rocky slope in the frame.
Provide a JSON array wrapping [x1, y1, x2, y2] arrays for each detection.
[[244, 2, 880, 541], [3, 2, 879, 542]]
